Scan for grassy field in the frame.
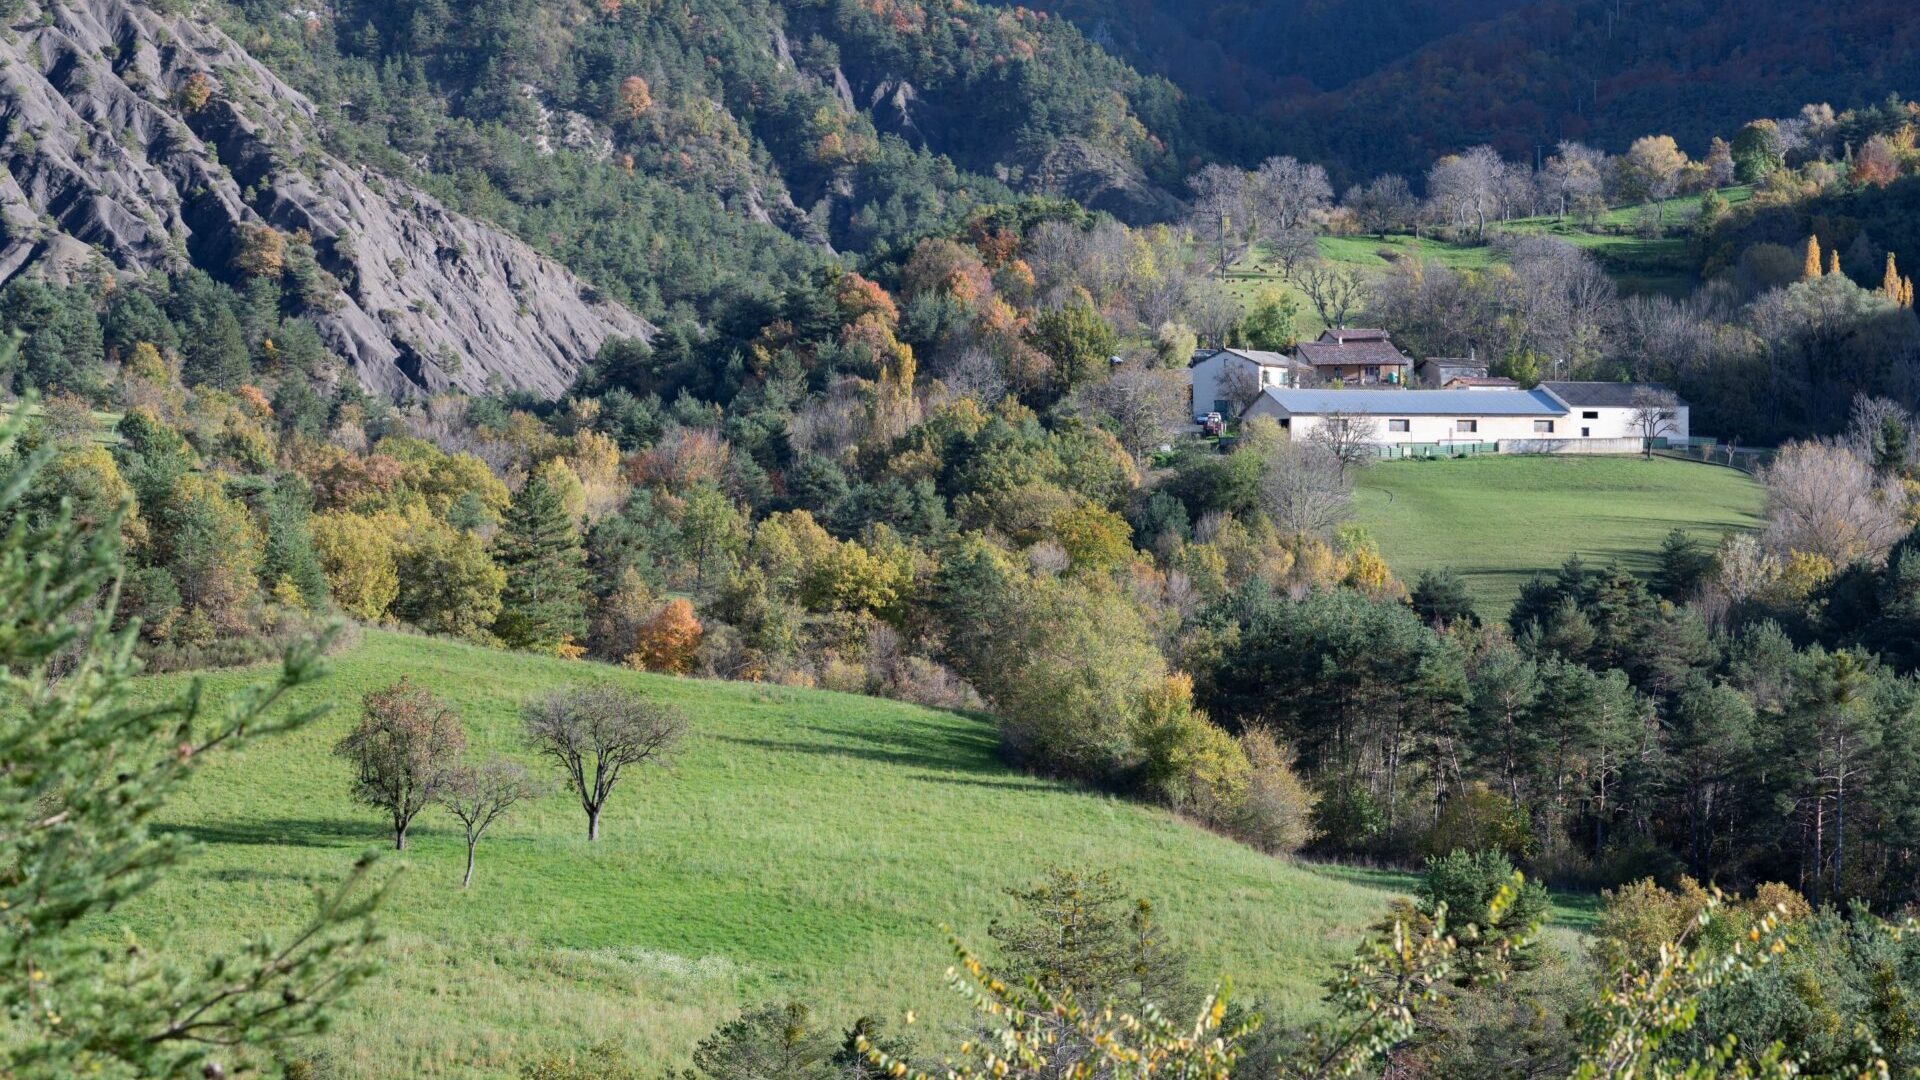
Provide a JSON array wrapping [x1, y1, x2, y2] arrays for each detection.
[[1224, 186, 1753, 334], [1351, 455, 1765, 619], [111, 630, 1415, 1076]]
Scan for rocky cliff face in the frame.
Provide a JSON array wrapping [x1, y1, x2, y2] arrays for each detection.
[[0, 0, 652, 399]]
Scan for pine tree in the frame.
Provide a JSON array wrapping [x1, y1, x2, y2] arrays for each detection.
[[0, 398, 382, 1075], [259, 473, 331, 610], [492, 471, 589, 653], [1803, 235, 1823, 281]]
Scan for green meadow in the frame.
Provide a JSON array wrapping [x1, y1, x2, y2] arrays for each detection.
[[112, 629, 1412, 1076], [1351, 454, 1765, 618]]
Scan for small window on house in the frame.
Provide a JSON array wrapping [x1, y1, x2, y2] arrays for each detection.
[[1387, 418, 1410, 432], [1659, 410, 1675, 420], [1582, 410, 1599, 419], [1364, 366, 1380, 379], [1456, 419, 1478, 433], [1533, 419, 1554, 433]]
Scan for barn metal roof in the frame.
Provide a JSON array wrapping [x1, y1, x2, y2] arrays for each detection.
[[1254, 387, 1568, 416]]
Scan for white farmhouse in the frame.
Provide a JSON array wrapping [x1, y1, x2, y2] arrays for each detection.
[[1188, 348, 1310, 421], [1539, 382, 1690, 441], [1243, 387, 1571, 445]]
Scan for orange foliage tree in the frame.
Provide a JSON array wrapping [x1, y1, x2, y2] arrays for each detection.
[[629, 598, 702, 674], [618, 75, 653, 119]]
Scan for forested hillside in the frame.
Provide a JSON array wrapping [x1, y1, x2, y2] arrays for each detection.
[[1017, 0, 1920, 181]]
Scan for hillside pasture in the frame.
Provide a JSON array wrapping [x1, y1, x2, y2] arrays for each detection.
[[1223, 187, 1752, 334], [112, 630, 1408, 1076], [1351, 454, 1765, 619]]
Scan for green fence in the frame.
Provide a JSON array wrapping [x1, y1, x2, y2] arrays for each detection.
[[1371, 442, 1501, 459]]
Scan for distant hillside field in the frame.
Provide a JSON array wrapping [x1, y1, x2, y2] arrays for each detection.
[[1223, 191, 1750, 336], [113, 631, 1403, 1076], [1351, 455, 1765, 618]]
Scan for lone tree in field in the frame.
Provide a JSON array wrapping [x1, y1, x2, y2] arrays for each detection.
[[437, 757, 541, 887], [523, 686, 685, 841], [0, 388, 381, 1076], [336, 680, 467, 850]]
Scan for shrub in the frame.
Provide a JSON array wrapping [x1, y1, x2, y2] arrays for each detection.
[[1423, 782, 1532, 860], [1228, 726, 1315, 854]]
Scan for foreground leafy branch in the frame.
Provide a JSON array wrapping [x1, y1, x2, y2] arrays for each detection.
[[858, 874, 1911, 1080]]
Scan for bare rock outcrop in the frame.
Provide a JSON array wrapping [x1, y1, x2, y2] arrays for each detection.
[[0, 0, 652, 399]]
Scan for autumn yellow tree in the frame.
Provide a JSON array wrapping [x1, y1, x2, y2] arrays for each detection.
[[617, 75, 652, 119], [312, 511, 400, 621], [1803, 235, 1823, 281], [233, 223, 286, 278], [1884, 252, 1903, 304]]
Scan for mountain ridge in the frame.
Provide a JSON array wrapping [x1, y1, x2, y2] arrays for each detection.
[[0, 0, 653, 398]]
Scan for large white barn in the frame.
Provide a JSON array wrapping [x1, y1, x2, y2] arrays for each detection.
[[1538, 381, 1691, 440], [1241, 383, 1689, 447]]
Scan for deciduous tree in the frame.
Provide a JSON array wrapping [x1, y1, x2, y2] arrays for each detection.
[[437, 757, 540, 887], [335, 680, 467, 850], [523, 686, 685, 841]]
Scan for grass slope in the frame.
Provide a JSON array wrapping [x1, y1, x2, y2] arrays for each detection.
[[1225, 187, 1753, 334], [1351, 455, 1765, 619], [114, 630, 1404, 1076]]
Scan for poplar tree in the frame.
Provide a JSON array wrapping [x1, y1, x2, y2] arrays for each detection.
[[1803, 235, 1823, 281], [492, 470, 589, 653]]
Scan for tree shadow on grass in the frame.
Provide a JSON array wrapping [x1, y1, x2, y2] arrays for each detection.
[[712, 725, 1006, 776], [163, 817, 403, 849], [905, 772, 1058, 793], [803, 720, 999, 760]]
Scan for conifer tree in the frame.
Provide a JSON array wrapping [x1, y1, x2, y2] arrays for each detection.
[[1883, 252, 1901, 303], [259, 472, 331, 610], [0, 397, 382, 1076], [491, 470, 589, 653], [1827, 248, 1841, 277], [1803, 235, 1823, 280]]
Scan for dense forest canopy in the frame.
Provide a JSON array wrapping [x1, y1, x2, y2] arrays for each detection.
[[1012, 0, 1920, 182]]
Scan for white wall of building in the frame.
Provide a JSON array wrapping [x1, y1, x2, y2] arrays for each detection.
[[1243, 397, 1568, 445], [1560, 404, 1690, 441], [1190, 353, 1291, 420]]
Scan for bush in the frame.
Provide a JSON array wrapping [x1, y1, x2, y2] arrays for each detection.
[[1227, 727, 1315, 854], [1310, 780, 1385, 852], [1423, 782, 1532, 860], [1135, 673, 1247, 813]]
